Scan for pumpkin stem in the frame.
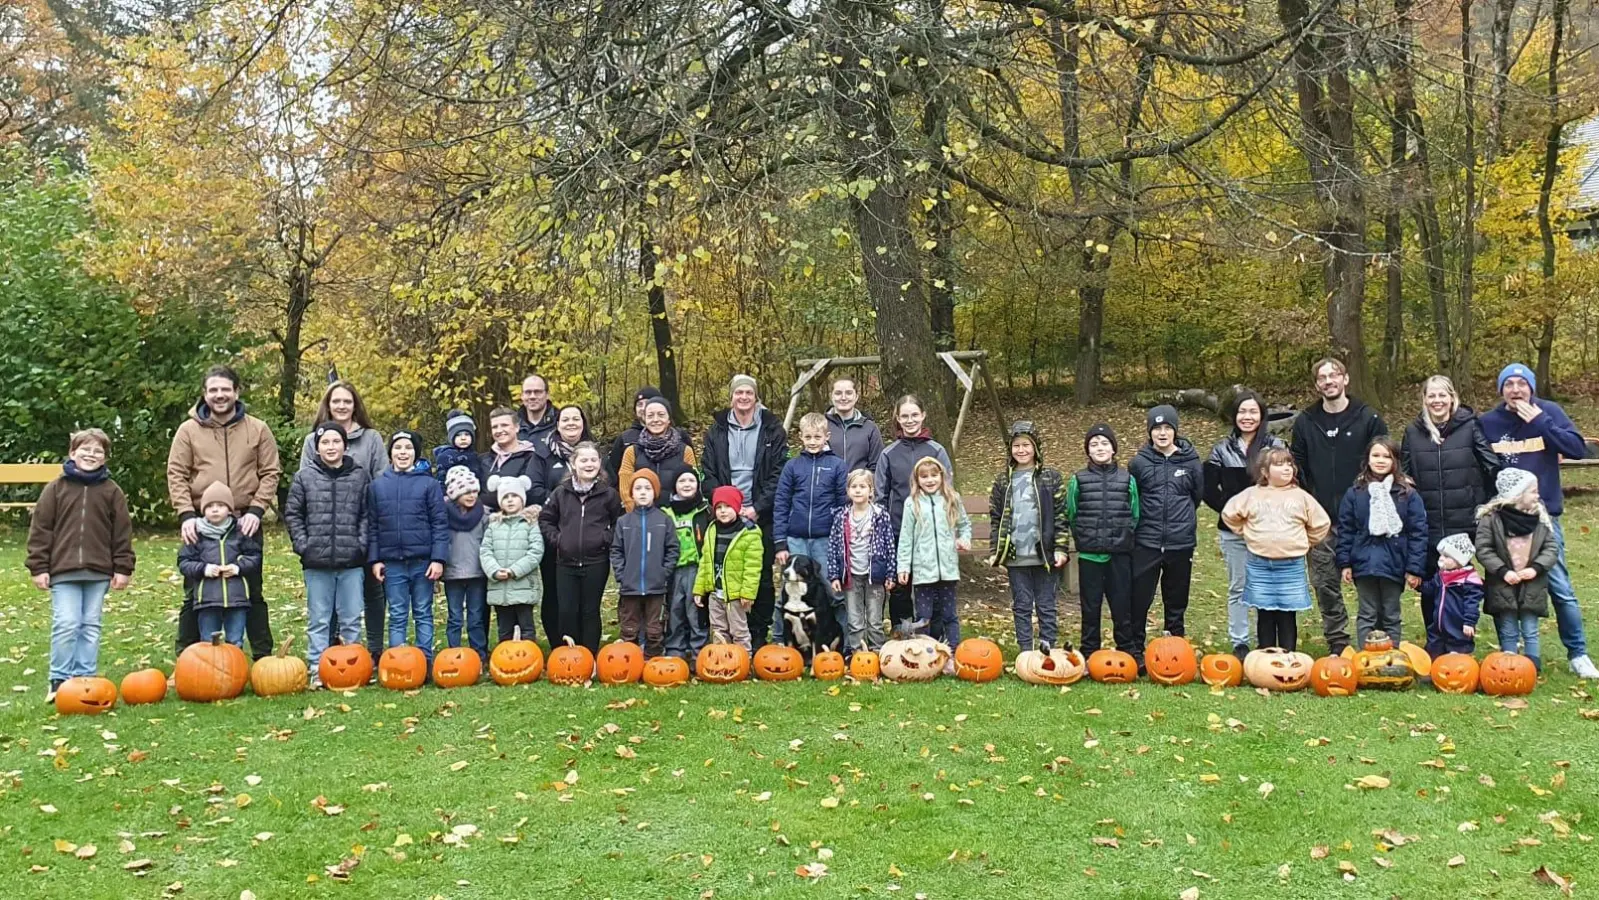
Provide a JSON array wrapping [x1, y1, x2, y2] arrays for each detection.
[[210, 631, 226, 645], [512, 626, 522, 642], [710, 629, 725, 644], [562, 635, 575, 647], [278, 634, 295, 657]]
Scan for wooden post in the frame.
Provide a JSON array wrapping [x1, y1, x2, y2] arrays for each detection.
[[979, 363, 1009, 441], [784, 358, 833, 431], [950, 361, 979, 458]]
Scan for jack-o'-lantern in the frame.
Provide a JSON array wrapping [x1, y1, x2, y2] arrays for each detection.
[[753, 644, 805, 681], [1354, 631, 1415, 691], [1243, 648, 1314, 691], [1430, 653, 1480, 694], [954, 638, 1005, 683], [696, 633, 750, 683], [1144, 635, 1197, 686], [55, 676, 117, 715], [812, 650, 846, 681], [1087, 649, 1139, 684], [1309, 656, 1358, 697], [249, 635, 308, 696], [1398, 641, 1432, 680], [175, 632, 250, 702], [378, 646, 429, 690], [879, 636, 949, 682], [317, 641, 373, 691], [119, 668, 168, 706], [596, 640, 646, 685], [1478, 651, 1536, 696], [642, 656, 691, 686], [548, 636, 597, 685], [489, 627, 543, 685], [1013, 645, 1087, 685], [849, 651, 880, 681], [432, 647, 482, 688], [1199, 653, 1243, 687]]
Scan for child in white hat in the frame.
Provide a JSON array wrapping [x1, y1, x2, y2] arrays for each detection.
[[1419, 533, 1482, 657], [1475, 469, 1558, 670]]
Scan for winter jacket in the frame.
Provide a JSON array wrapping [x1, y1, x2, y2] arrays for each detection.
[[1479, 398, 1588, 517], [1475, 510, 1559, 617], [166, 400, 282, 520], [988, 465, 1069, 566], [1128, 440, 1203, 551], [443, 503, 486, 581], [607, 423, 690, 484], [479, 513, 544, 606], [773, 448, 848, 547], [432, 445, 487, 487], [828, 503, 896, 586], [1067, 464, 1139, 555], [701, 407, 788, 519], [532, 430, 595, 507], [517, 405, 557, 447], [1290, 398, 1389, 518], [896, 494, 973, 585], [299, 424, 386, 481], [619, 443, 699, 511], [178, 520, 261, 610], [874, 434, 953, 538], [1221, 484, 1331, 559], [825, 409, 886, 475], [284, 457, 371, 570], [1420, 569, 1483, 649], [366, 465, 449, 564], [1203, 431, 1286, 533], [1334, 482, 1429, 582], [538, 480, 625, 566], [480, 444, 539, 512], [666, 497, 711, 567], [692, 520, 766, 601], [1401, 407, 1501, 541], [610, 506, 681, 596], [26, 464, 136, 578]]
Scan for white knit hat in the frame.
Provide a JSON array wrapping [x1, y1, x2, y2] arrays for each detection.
[[1436, 533, 1476, 567], [729, 373, 758, 395], [444, 466, 480, 501], [487, 474, 530, 504], [1495, 468, 1537, 502]]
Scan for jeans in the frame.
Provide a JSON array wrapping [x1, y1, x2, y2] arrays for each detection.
[[788, 536, 849, 639], [1007, 564, 1058, 652], [665, 564, 708, 660], [843, 579, 886, 652], [444, 578, 489, 665], [912, 580, 961, 646], [304, 567, 365, 672], [199, 606, 247, 647], [1547, 518, 1588, 660], [49, 578, 109, 681], [1219, 531, 1252, 647], [1307, 527, 1351, 652], [384, 558, 436, 665], [1353, 576, 1404, 647], [1494, 612, 1542, 668]]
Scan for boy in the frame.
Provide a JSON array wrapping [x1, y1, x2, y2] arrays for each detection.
[[693, 486, 765, 652], [664, 470, 712, 660], [1127, 406, 1202, 656], [610, 469, 680, 657], [442, 466, 489, 666], [433, 409, 487, 486], [178, 481, 260, 647], [369, 431, 448, 666], [1068, 424, 1140, 662], [988, 422, 1069, 652], [774, 412, 848, 639]]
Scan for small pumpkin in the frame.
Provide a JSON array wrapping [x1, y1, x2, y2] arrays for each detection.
[[753, 644, 805, 681], [1144, 635, 1197, 686], [1478, 651, 1536, 696], [1398, 640, 1432, 680], [119, 668, 168, 706], [249, 635, 308, 697], [432, 646, 483, 688], [811, 650, 846, 681], [318, 640, 374, 691], [848, 651, 881, 681], [1242, 648, 1314, 691], [55, 676, 118, 715], [1430, 653, 1481, 695], [548, 636, 596, 686], [1309, 655, 1358, 697], [1353, 630, 1415, 691], [642, 656, 691, 687], [489, 627, 543, 685], [953, 638, 1006, 683], [1013, 645, 1087, 685], [175, 632, 250, 702], [378, 646, 430, 690], [1198, 653, 1243, 688], [596, 640, 646, 685], [1087, 648, 1139, 684], [696, 633, 750, 683], [879, 636, 949, 682]]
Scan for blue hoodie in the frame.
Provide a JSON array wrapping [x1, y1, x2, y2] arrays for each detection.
[[773, 448, 848, 547], [367, 462, 450, 564], [1478, 397, 1586, 517]]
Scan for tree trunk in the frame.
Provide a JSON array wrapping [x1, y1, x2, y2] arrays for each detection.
[[1458, 0, 1478, 389], [1076, 274, 1106, 405], [638, 236, 681, 413], [279, 265, 310, 426], [1534, 0, 1568, 391], [1393, 0, 1452, 377], [1487, 0, 1514, 158], [919, 0, 956, 358]]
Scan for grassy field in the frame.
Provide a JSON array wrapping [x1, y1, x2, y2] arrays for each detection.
[[2, 407, 1598, 898]]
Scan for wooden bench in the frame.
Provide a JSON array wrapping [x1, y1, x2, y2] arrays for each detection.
[[0, 463, 58, 510], [962, 495, 1077, 593]]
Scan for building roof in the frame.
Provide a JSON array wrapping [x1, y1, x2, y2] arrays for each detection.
[[1573, 114, 1599, 213]]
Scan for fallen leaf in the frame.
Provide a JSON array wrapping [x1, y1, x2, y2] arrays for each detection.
[[1091, 837, 1120, 849], [1354, 775, 1391, 790], [1310, 846, 1329, 860], [1448, 855, 1466, 868], [449, 761, 469, 772], [1180, 888, 1199, 900], [75, 845, 97, 860], [1258, 782, 1274, 800], [1533, 865, 1573, 896], [124, 859, 154, 871]]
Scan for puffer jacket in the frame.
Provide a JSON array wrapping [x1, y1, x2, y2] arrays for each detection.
[[1203, 431, 1286, 533], [693, 520, 766, 601], [827, 503, 895, 586], [26, 464, 136, 578], [1475, 510, 1559, 617], [1334, 481, 1429, 582], [1128, 440, 1202, 551], [874, 433, 953, 538], [432, 444, 487, 487], [896, 494, 973, 584], [773, 448, 848, 547], [538, 479, 625, 566], [166, 400, 282, 520], [284, 457, 371, 570], [299, 424, 386, 480], [366, 464, 449, 564], [825, 409, 886, 475], [1401, 407, 1500, 543], [1068, 463, 1139, 555], [177, 520, 261, 610], [609, 506, 681, 596], [479, 513, 544, 606], [988, 465, 1069, 565]]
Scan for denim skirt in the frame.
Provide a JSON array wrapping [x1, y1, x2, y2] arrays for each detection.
[[1244, 553, 1313, 612]]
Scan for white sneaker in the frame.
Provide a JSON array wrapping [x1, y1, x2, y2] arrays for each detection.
[[1569, 655, 1599, 679]]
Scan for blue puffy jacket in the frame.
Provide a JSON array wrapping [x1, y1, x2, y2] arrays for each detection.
[[367, 463, 450, 564], [1335, 482, 1429, 582], [773, 448, 848, 547]]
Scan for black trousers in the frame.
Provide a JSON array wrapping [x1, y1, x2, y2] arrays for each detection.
[[746, 515, 779, 647], [177, 537, 273, 661], [329, 570, 386, 658], [886, 522, 915, 627], [556, 562, 609, 654], [1130, 546, 1195, 654], [497, 604, 536, 642], [539, 554, 559, 648], [1078, 554, 1133, 656], [1256, 609, 1299, 651]]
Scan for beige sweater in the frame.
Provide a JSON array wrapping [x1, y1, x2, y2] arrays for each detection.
[[1221, 485, 1331, 559]]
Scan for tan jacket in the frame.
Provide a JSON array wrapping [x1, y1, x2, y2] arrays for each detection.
[[166, 400, 282, 520], [1221, 484, 1330, 559]]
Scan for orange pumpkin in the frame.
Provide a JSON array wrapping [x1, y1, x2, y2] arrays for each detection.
[[642, 656, 691, 687], [432, 647, 482, 688], [848, 651, 880, 682], [596, 641, 646, 685], [696, 633, 750, 683], [753, 644, 805, 681], [119, 668, 168, 706], [1398, 641, 1432, 680], [1478, 651, 1536, 696], [378, 646, 429, 690], [811, 650, 846, 681], [249, 635, 308, 697], [1013, 646, 1087, 685], [1363, 631, 1395, 652], [1430, 653, 1481, 695], [1144, 635, 1197, 686], [953, 638, 1006, 683], [318, 641, 373, 690], [174, 632, 250, 702], [1353, 631, 1415, 691], [1198, 653, 1243, 688], [1309, 656, 1358, 697], [1242, 648, 1313, 691], [1087, 649, 1139, 684], [489, 627, 543, 685], [548, 636, 596, 686], [55, 676, 117, 715]]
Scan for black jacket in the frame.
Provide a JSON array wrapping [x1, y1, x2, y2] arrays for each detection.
[[1129, 440, 1203, 551], [480, 445, 539, 512], [700, 407, 788, 519], [1070, 463, 1136, 554], [874, 434, 953, 538], [1203, 431, 1286, 534], [1291, 398, 1388, 518], [1400, 407, 1500, 542], [517, 405, 557, 446], [538, 480, 625, 566], [284, 457, 371, 569], [178, 521, 261, 610]]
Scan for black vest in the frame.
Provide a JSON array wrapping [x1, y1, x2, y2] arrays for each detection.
[[1071, 464, 1135, 554]]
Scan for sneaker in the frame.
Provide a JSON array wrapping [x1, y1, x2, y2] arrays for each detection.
[[308, 677, 323, 692], [1232, 643, 1250, 660], [45, 679, 62, 704], [1569, 654, 1599, 679]]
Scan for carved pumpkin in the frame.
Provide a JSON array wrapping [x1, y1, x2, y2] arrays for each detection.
[[642, 656, 691, 687], [954, 638, 1006, 683], [753, 644, 805, 681], [175, 632, 250, 702], [547, 636, 596, 686], [879, 636, 949, 682], [432, 647, 483, 688], [1144, 635, 1197, 686], [489, 627, 543, 685], [1354, 631, 1415, 691], [119, 668, 168, 706], [378, 646, 430, 690], [55, 676, 117, 715], [1013, 646, 1087, 685], [812, 650, 846, 681], [318, 641, 373, 691], [596, 640, 646, 685], [249, 635, 308, 697], [1242, 648, 1314, 691], [1309, 656, 1358, 697], [848, 651, 880, 682], [1198, 653, 1243, 687], [1363, 631, 1395, 651], [1478, 651, 1536, 696], [696, 633, 750, 683], [1430, 653, 1480, 694], [1398, 641, 1432, 680], [1087, 649, 1139, 684]]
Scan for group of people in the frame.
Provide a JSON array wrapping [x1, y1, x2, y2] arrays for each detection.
[[25, 356, 1599, 699]]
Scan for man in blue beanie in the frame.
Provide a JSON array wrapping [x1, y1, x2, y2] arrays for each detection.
[[1478, 363, 1598, 678]]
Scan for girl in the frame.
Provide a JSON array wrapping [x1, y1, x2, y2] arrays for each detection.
[[988, 422, 1069, 653], [1475, 469, 1558, 672], [828, 469, 896, 653], [531, 403, 593, 643], [618, 398, 697, 511], [1420, 533, 1482, 658], [896, 457, 972, 648], [442, 466, 489, 665], [693, 486, 765, 652], [27, 429, 135, 701], [875, 394, 953, 627], [1221, 449, 1330, 651], [610, 469, 679, 657], [538, 442, 623, 654], [368, 431, 448, 668], [1203, 390, 1284, 657], [480, 475, 544, 644], [285, 422, 371, 683], [1336, 438, 1428, 647]]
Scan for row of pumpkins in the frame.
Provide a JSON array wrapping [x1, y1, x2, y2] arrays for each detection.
[[52, 629, 1536, 716]]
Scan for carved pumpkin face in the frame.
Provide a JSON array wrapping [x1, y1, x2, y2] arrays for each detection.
[[849, 651, 880, 681], [175, 633, 251, 702], [1198, 653, 1242, 687], [250, 635, 308, 697], [489, 627, 543, 685], [696, 638, 750, 683], [1478, 651, 1536, 696], [1087, 649, 1138, 684], [1242, 648, 1313, 691], [879, 637, 949, 682], [378, 646, 430, 690], [954, 638, 1005, 683], [1310, 656, 1358, 697], [811, 650, 846, 681], [642, 656, 691, 687], [1430, 653, 1480, 695], [596, 641, 646, 685], [1144, 636, 1197, 686], [432, 647, 483, 688], [548, 637, 597, 685], [55, 676, 117, 715], [1354, 638, 1415, 691], [318, 642, 374, 690], [1013, 647, 1086, 685], [119, 668, 168, 706], [753, 644, 805, 681]]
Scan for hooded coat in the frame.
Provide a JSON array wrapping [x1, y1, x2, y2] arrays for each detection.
[[166, 400, 282, 520], [284, 457, 371, 570], [1400, 406, 1500, 543], [874, 431, 953, 538], [987, 435, 1069, 566], [824, 409, 886, 475]]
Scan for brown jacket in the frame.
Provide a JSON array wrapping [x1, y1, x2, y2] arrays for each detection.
[[26, 470, 136, 577], [166, 400, 282, 520]]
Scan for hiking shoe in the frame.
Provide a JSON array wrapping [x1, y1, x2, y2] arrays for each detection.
[[1570, 654, 1599, 679], [45, 679, 63, 704]]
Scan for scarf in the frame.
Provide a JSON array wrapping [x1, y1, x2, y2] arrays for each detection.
[[1366, 476, 1403, 538], [549, 435, 578, 463], [62, 460, 110, 484], [637, 426, 684, 463], [669, 494, 704, 517], [1500, 506, 1540, 537], [446, 501, 485, 533], [196, 517, 234, 541], [492, 440, 534, 466]]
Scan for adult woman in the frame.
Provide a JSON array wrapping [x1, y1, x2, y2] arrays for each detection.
[[874, 395, 953, 627], [531, 404, 593, 644], [481, 407, 539, 512], [617, 398, 698, 511], [1401, 375, 1500, 586], [1203, 390, 1284, 658]]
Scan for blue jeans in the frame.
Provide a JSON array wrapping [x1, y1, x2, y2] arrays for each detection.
[[305, 567, 365, 672], [785, 536, 847, 639], [1219, 530, 1252, 647], [199, 607, 247, 647], [49, 578, 109, 681], [444, 578, 489, 666], [1494, 612, 1543, 668], [1547, 518, 1588, 659], [384, 559, 436, 664]]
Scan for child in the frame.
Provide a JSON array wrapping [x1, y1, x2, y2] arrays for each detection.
[[664, 470, 712, 660], [775, 413, 848, 574], [1475, 469, 1558, 672], [895, 457, 972, 648], [1068, 424, 1140, 660], [480, 474, 544, 643], [285, 422, 372, 684], [368, 430, 448, 667], [1420, 533, 1482, 657], [989, 422, 1069, 653], [828, 469, 896, 653], [1221, 449, 1330, 651], [537, 442, 623, 654], [178, 481, 260, 648], [442, 466, 489, 665], [433, 409, 487, 487], [1128, 407, 1202, 653], [27, 429, 135, 700], [610, 469, 680, 657], [693, 486, 765, 652], [1336, 437, 1429, 647]]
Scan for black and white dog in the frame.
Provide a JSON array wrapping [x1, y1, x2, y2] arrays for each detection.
[[779, 555, 843, 661]]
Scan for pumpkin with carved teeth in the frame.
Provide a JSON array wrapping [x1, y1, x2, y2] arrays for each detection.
[[1144, 635, 1197, 686], [547, 637, 596, 686], [1430, 653, 1480, 695], [596, 640, 646, 685], [954, 638, 1005, 683], [1012, 645, 1086, 685], [811, 650, 846, 681], [879, 636, 949, 682], [55, 676, 118, 715], [642, 656, 691, 686], [1353, 631, 1415, 691], [753, 644, 805, 681], [1198, 653, 1243, 687], [378, 646, 429, 690], [848, 651, 880, 682], [432, 646, 482, 688], [1242, 647, 1314, 691], [317, 641, 373, 691], [695, 633, 750, 683], [489, 627, 543, 685], [1478, 651, 1536, 696]]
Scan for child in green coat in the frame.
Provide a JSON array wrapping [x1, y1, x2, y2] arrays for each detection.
[[665, 470, 712, 660], [479, 475, 544, 643], [693, 486, 765, 652]]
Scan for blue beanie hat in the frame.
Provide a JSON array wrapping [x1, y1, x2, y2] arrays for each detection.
[[1497, 363, 1536, 394]]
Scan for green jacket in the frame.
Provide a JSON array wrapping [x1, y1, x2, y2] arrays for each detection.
[[896, 494, 973, 585], [692, 520, 766, 601], [666, 500, 711, 567], [479, 513, 545, 607], [988, 465, 1070, 566]]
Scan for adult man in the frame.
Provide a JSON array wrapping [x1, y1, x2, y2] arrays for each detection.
[[823, 377, 885, 474], [1478, 363, 1599, 678], [166, 365, 281, 660], [701, 374, 789, 646], [1290, 358, 1387, 655], [516, 374, 557, 446]]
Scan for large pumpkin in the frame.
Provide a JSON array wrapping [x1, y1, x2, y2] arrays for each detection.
[[1013, 646, 1086, 685], [1242, 648, 1314, 691], [1198, 653, 1243, 688], [1354, 631, 1415, 691], [249, 635, 308, 697], [548, 637, 596, 686], [1431, 653, 1481, 695], [378, 646, 430, 690], [1144, 635, 1197, 686], [318, 641, 373, 691], [174, 632, 250, 702], [596, 640, 646, 685], [432, 647, 482, 688], [848, 651, 880, 682], [119, 668, 168, 706], [642, 656, 691, 687], [696, 633, 750, 683], [55, 676, 117, 715], [489, 627, 543, 685], [812, 650, 846, 681], [953, 638, 1005, 683], [1087, 649, 1139, 684], [879, 636, 949, 682], [1478, 651, 1536, 696], [753, 644, 805, 682], [1309, 656, 1358, 697]]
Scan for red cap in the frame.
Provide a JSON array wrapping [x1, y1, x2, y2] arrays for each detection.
[[711, 485, 744, 511]]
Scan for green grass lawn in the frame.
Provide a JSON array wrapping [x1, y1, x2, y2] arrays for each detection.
[[2, 481, 1598, 897]]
